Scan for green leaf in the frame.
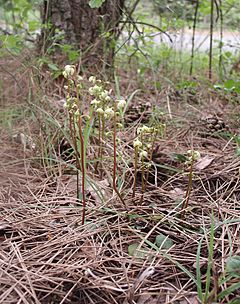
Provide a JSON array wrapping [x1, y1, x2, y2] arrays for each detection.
[[47, 63, 59, 72], [226, 256, 240, 277], [128, 243, 147, 259], [155, 234, 173, 250], [236, 148, 240, 157], [224, 79, 236, 91], [172, 153, 188, 163], [218, 282, 240, 300], [89, 0, 106, 8], [229, 298, 240, 304], [28, 21, 41, 32]]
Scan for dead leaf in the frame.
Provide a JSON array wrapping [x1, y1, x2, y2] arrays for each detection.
[[0, 222, 11, 231], [81, 239, 98, 258], [59, 176, 111, 205], [195, 155, 214, 171], [13, 133, 36, 150], [169, 188, 185, 200]]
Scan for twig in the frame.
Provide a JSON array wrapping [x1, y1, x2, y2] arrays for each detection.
[[119, 20, 172, 43]]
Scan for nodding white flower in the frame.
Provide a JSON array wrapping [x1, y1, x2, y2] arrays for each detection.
[[141, 125, 152, 133], [133, 138, 142, 148], [105, 96, 111, 102], [89, 87, 94, 95], [187, 150, 201, 161], [91, 99, 101, 106], [137, 125, 151, 135], [63, 65, 75, 78], [100, 90, 109, 100], [139, 150, 148, 159], [117, 99, 126, 109], [89, 85, 101, 96], [77, 75, 83, 82], [89, 76, 96, 84], [64, 85, 68, 90], [104, 107, 115, 118], [96, 108, 104, 115]]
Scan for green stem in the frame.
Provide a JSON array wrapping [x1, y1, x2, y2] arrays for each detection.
[[69, 113, 80, 199], [94, 114, 101, 175], [140, 158, 145, 204], [132, 146, 138, 198], [77, 115, 86, 225], [145, 131, 157, 191], [100, 115, 105, 179], [113, 108, 127, 210], [181, 159, 194, 220]]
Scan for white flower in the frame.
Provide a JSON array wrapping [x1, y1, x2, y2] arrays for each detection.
[[96, 108, 104, 115], [105, 96, 111, 102], [100, 90, 109, 100], [89, 76, 96, 84], [187, 150, 201, 161], [133, 138, 142, 148], [77, 75, 83, 82], [104, 107, 115, 118], [91, 99, 101, 106], [89, 85, 102, 96], [141, 125, 152, 133], [139, 150, 148, 159], [63, 65, 75, 78], [117, 99, 126, 109]]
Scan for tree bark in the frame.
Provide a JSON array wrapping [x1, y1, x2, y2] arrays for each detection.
[[38, 0, 125, 70]]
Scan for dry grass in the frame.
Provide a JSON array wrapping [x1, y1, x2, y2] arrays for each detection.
[[0, 54, 240, 304]]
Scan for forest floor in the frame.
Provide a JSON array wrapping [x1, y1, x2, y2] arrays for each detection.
[[0, 54, 240, 304]]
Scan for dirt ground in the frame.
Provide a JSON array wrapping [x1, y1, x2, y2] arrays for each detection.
[[0, 55, 240, 304]]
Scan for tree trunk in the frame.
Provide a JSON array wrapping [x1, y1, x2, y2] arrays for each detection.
[[39, 0, 125, 70]]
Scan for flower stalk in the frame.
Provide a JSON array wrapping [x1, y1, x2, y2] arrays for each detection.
[[181, 150, 201, 220]]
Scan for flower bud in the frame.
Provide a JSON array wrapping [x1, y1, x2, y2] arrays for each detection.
[[117, 99, 126, 109], [63, 65, 75, 78], [139, 150, 148, 159], [89, 76, 96, 83], [133, 138, 142, 148], [187, 150, 201, 161], [104, 107, 115, 118], [91, 99, 101, 106], [100, 90, 109, 100], [96, 108, 104, 115]]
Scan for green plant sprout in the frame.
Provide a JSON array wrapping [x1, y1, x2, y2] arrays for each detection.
[[181, 149, 201, 220]]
